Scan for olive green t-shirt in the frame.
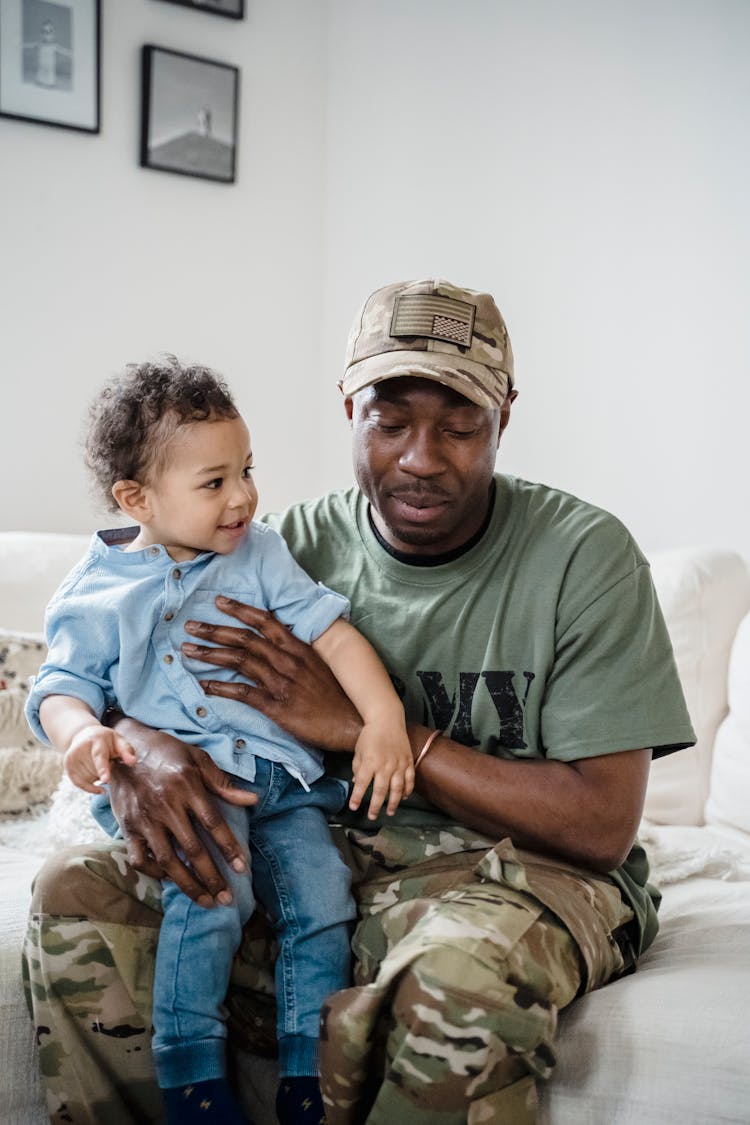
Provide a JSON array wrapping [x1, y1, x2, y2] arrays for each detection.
[[266, 474, 695, 951]]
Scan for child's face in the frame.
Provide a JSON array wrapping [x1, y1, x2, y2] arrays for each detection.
[[141, 415, 258, 559]]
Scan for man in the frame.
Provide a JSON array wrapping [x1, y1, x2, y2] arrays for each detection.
[[25, 279, 695, 1125]]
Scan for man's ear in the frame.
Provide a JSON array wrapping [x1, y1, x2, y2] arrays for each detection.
[[111, 479, 150, 520], [498, 389, 518, 439], [341, 388, 354, 423]]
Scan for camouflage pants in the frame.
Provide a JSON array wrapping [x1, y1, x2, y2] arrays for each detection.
[[23, 826, 634, 1125]]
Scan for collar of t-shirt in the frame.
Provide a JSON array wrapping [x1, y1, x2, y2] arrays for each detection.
[[367, 481, 496, 567]]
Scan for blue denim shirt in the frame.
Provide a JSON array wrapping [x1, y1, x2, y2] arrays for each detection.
[[26, 522, 349, 787]]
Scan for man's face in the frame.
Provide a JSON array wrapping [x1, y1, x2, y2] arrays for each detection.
[[345, 376, 509, 556]]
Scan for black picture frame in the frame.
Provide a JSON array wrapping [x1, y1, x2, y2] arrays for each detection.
[[0, 0, 100, 133], [150, 0, 244, 20], [140, 45, 239, 185]]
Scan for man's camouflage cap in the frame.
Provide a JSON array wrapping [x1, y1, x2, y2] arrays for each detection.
[[341, 279, 514, 410]]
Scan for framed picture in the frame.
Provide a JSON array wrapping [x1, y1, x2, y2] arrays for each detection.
[[140, 46, 239, 184], [151, 0, 244, 19], [0, 0, 100, 132]]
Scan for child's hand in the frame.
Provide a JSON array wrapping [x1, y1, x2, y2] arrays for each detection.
[[63, 724, 138, 794], [349, 723, 415, 820]]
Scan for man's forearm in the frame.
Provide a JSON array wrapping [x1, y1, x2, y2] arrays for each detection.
[[407, 724, 651, 873]]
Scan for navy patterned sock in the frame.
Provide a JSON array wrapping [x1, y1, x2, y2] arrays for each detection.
[[275, 1076, 327, 1125], [162, 1077, 249, 1124]]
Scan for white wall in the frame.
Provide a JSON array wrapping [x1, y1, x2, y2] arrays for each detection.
[[321, 0, 750, 556], [0, 0, 327, 533], [3, 1, 748, 556]]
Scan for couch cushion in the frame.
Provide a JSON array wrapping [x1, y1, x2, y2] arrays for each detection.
[[645, 549, 750, 825], [0, 629, 46, 748], [0, 532, 89, 814], [539, 870, 750, 1123], [0, 630, 62, 814], [0, 532, 89, 633], [705, 610, 750, 834]]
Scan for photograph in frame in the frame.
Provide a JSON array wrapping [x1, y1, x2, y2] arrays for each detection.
[[140, 46, 239, 184], [150, 0, 244, 20], [0, 0, 100, 132]]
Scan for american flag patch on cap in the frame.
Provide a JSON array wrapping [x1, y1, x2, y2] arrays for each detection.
[[390, 293, 476, 347]]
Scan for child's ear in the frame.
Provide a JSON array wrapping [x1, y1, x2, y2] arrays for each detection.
[[112, 479, 150, 520]]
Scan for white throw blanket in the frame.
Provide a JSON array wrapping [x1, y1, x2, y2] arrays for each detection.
[[639, 819, 750, 884]]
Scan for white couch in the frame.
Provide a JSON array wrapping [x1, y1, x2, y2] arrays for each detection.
[[1, 532, 749, 1124]]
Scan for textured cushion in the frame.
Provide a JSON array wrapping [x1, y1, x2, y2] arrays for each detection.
[[0, 629, 45, 745], [645, 550, 750, 825], [705, 610, 750, 834], [0, 532, 88, 815], [0, 630, 62, 814], [0, 628, 45, 687]]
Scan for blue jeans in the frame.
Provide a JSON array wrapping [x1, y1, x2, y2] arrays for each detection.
[[94, 759, 355, 1089]]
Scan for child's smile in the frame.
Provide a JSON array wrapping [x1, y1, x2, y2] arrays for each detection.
[[128, 415, 258, 561]]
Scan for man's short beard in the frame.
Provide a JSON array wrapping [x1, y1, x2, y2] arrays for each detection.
[[380, 518, 448, 548]]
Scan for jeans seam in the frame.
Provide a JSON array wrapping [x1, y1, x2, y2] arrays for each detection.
[[170, 897, 194, 1043], [250, 828, 300, 1032], [248, 756, 279, 817]]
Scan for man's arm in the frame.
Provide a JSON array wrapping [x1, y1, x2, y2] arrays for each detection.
[[183, 599, 651, 873], [103, 714, 257, 907], [405, 725, 651, 872], [184, 597, 364, 749]]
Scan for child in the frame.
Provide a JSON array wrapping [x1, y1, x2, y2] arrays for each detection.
[[26, 358, 414, 1125]]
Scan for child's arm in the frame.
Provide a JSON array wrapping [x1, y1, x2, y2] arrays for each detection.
[[312, 618, 414, 819], [39, 695, 136, 794]]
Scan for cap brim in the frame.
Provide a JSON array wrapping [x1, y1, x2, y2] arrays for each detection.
[[340, 351, 510, 410]]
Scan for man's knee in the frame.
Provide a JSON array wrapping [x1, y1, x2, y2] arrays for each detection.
[[393, 942, 554, 1048], [320, 945, 549, 1123], [30, 842, 162, 927]]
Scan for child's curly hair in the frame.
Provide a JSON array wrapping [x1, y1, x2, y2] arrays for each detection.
[[85, 356, 239, 512]]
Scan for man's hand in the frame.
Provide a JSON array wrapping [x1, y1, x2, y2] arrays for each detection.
[[107, 719, 257, 908], [182, 597, 363, 751]]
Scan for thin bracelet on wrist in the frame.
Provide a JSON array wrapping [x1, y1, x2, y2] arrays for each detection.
[[414, 729, 443, 770]]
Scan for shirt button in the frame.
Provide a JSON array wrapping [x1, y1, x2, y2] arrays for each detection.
[[196, 706, 207, 718], [172, 568, 182, 580], [164, 612, 174, 622], [149, 547, 159, 557], [163, 654, 174, 664], [235, 738, 246, 749]]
